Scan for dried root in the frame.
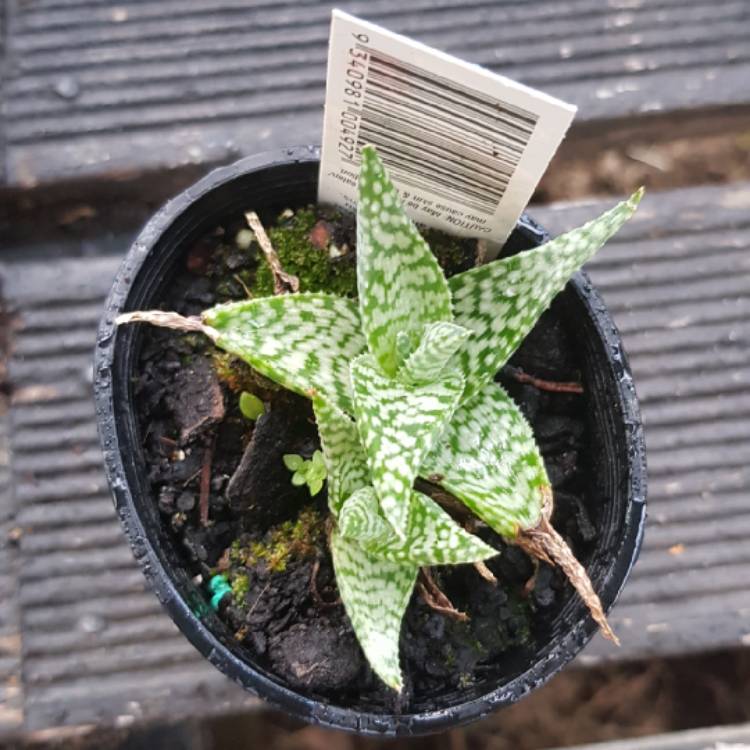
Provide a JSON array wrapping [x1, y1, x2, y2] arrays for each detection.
[[245, 211, 300, 295], [515, 486, 619, 644], [418, 567, 468, 622], [309, 558, 340, 608], [473, 560, 497, 585], [198, 436, 215, 527], [505, 365, 584, 394]]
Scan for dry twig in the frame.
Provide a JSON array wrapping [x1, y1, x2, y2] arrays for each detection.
[[198, 436, 215, 526], [247, 582, 271, 618], [418, 568, 468, 622], [515, 486, 618, 644], [309, 558, 340, 608], [245, 211, 300, 294], [505, 364, 584, 394], [473, 560, 497, 585]]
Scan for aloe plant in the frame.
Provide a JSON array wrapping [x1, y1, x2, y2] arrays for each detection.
[[119, 146, 642, 691]]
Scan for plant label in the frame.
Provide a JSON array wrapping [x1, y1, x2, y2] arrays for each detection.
[[318, 10, 576, 256]]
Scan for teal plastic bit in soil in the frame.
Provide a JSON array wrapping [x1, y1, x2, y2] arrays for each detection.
[[208, 574, 232, 610]]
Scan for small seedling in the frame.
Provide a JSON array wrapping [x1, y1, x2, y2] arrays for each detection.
[[283, 451, 327, 496], [239, 391, 265, 420]]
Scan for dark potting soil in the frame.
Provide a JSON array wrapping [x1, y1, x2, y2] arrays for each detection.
[[133, 204, 598, 713]]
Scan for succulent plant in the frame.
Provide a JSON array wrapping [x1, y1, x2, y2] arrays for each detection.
[[119, 146, 642, 691]]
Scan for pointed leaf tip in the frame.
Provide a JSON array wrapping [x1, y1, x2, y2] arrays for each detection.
[[449, 190, 642, 399], [357, 145, 453, 377], [339, 486, 497, 566], [331, 530, 415, 691]]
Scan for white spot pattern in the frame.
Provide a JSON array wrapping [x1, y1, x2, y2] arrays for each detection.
[[399, 321, 471, 385], [350, 353, 464, 538], [330, 530, 417, 691], [357, 145, 453, 377], [339, 486, 497, 565], [422, 382, 550, 536], [448, 188, 644, 401], [312, 397, 369, 516], [204, 293, 366, 413]]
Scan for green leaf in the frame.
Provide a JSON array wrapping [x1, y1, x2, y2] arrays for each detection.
[[283, 454, 304, 472], [396, 331, 413, 362], [422, 383, 549, 537], [339, 486, 497, 565], [203, 293, 366, 413], [308, 476, 324, 496], [239, 391, 265, 420], [350, 353, 464, 538], [330, 529, 417, 691], [449, 189, 643, 400], [311, 450, 326, 473], [338, 486, 392, 544], [291, 471, 307, 486], [399, 321, 471, 385], [312, 397, 370, 516], [357, 145, 453, 377], [308, 466, 326, 482]]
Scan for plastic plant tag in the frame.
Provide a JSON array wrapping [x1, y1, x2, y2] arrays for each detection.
[[319, 9, 576, 254]]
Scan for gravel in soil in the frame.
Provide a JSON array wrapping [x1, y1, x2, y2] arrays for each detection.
[[133, 204, 597, 712]]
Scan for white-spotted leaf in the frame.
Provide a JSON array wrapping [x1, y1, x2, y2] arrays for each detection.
[[204, 293, 365, 413], [339, 486, 497, 565], [338, 486, 392, 544], [357, 145, 453, 377], [330, 529, 417, 691], [399, 321, 471, 385], [312, 397, 370, 516], [422, 382, 550, 537], [450, 189, 643, 400], [350, 353, 464, 538]]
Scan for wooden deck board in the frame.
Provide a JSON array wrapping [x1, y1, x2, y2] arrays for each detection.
[[1, 0, 749, 187], [0, 180, 748, 732]]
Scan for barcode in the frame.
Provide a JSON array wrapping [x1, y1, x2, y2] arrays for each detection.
[[319, 10, 575, 246], [352, 45, 539, 215]]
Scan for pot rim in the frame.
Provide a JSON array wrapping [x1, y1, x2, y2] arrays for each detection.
[[94, 145, 647, 737]]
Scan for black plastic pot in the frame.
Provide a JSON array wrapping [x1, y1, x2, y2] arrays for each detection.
[[94, 145, 646, 737]]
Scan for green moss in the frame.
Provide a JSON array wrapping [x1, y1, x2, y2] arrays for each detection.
[[230, 573, 250, 604], [251, 207, 357, 298], [507, 596, 533, 645], [240, 507, 324, 573], [229, 539, 245, 565]]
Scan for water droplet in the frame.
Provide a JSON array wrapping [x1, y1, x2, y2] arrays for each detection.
[[78, 613, 107, 633], [54, 76, 80, 100]]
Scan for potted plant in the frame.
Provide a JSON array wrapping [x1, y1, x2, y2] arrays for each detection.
[[95, 144, 646, 735]]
